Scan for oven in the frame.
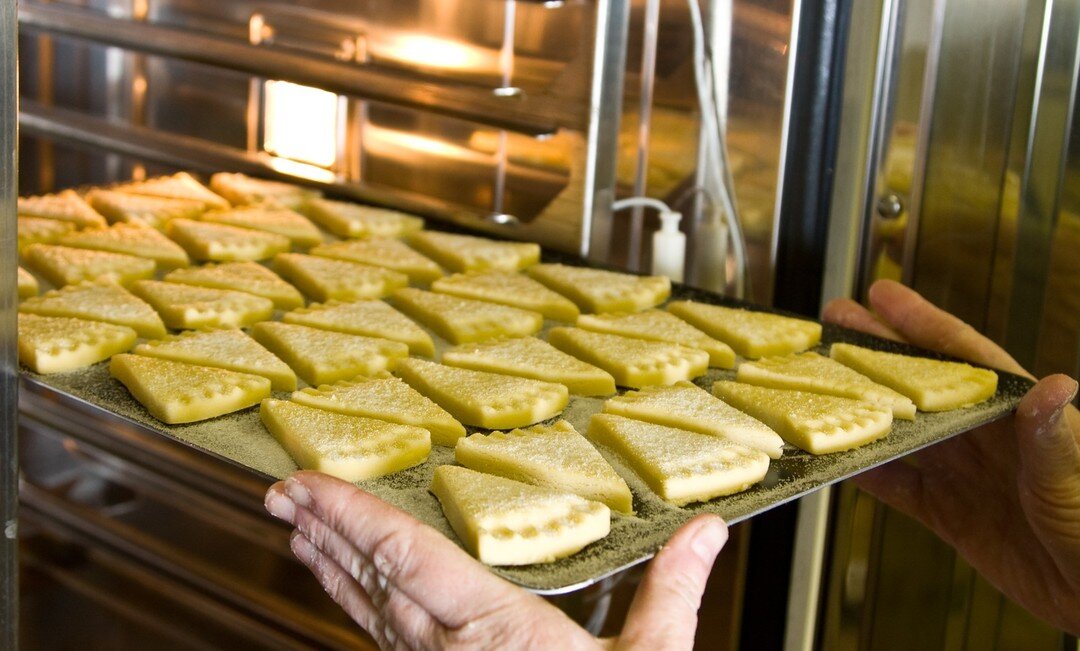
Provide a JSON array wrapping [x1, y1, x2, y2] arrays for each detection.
[[4, 0, 1079, 648]]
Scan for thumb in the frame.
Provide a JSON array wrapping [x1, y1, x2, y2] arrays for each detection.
[[618, 515, 727, 650], [1015, 374, 1080, 585]]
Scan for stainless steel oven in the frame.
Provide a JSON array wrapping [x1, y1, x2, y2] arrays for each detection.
[[5, 0, 1079, 648]]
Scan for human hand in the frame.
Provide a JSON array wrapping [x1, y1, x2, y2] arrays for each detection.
[[265, 471, 728, 650], [823, 279, 1080, 634]]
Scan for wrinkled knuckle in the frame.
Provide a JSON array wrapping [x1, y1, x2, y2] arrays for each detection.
[[370, 526, 416, 583], [320, 487, 368, 534], [1022, 484, 1080, 544], [316, 557, 349, 601], [294, 509, 333, 552]]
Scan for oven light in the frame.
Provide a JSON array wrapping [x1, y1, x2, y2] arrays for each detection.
[[262, 80, 339, 168], [385, 34, 489, 72]]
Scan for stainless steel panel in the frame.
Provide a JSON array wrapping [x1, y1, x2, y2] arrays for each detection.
[[826, 0, 1079, 647], [1, 0, 18, 645], [908, 0, 1031, 325], [1004, 0, 1080, 370]]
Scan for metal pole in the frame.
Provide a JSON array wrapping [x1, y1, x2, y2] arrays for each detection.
[[1, 0, 18, 645]]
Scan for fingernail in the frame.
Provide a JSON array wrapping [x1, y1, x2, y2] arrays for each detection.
[[265, 491, 296, 523], [691, 518, 727, 563], [284, 477, 312, 508], [291, 531, 316, 565], [1037, 379, 1078, 436]]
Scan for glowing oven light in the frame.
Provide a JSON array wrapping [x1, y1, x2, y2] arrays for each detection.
[[262, 80, 339, 168], [386, 35, 489, 71]]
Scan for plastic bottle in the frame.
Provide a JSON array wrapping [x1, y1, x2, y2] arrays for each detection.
[[651, 210, 686, 282]]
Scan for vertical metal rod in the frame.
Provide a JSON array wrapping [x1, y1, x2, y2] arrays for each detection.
[[628, 0, 662, 272], [583, 0, 631, 261], [491, 0, 517, 218], [1, 0, 19, 645]]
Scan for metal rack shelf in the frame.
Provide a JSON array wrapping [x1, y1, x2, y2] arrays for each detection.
[[18, 2, 577, 136]]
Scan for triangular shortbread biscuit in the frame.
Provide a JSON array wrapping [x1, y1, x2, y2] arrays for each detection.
[[310, 238, 444, 284], [829, 343, 998, 411], [210, 173, 321, 209], [164, 261, 304, 310], [131, 280, 274, 330], [577, 310, 735, 368], [432, 271, 580, 322], [24, 243, 156, 288], [18, 190, 107, 228], [260, 399, 430, 481], [112, 172, 230, 210], [738, 352, 916, 419], [251, 321, 408, 386], [408, 231, 540, 273], [602, 381, 785, 459], [18, 313, 137, 374], [273, 253, 408, 303], [456, 420, 632, 513], [200, 204, 323, 248], [390, 288, 543, 344], [18, 267, 39, 299], [110, 353, 270, 424], [666, 301, 822, 359], [546, 327, 708, 388], [394, 357, 568, 429], [19, 280, 167, 338], [282, 299, 434, 356], [527, 264, 670, 314], [442, 337, 615, 396], [134, 328, 296, 391], [58, 222, 191, 268], [430, 465, 610, 566], [712, 380, 893, 455], [86, 189, 206, 229], [300, 198, 424, 239], [587, 413, 769, 506], [291, 376, 465, 445], [167, 218, 291, 262], [18, 216, 75, 252]]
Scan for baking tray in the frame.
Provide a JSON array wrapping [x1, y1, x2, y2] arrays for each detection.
[[18, 281, 1032, 594]]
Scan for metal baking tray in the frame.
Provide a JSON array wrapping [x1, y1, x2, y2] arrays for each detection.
[[19, 283, 1032, 595]]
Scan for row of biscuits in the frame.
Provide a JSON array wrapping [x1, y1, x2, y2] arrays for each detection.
[[15, 171, 1000, 567]]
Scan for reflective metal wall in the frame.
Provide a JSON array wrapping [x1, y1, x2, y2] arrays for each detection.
[[822, 0, 1080, 647]]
